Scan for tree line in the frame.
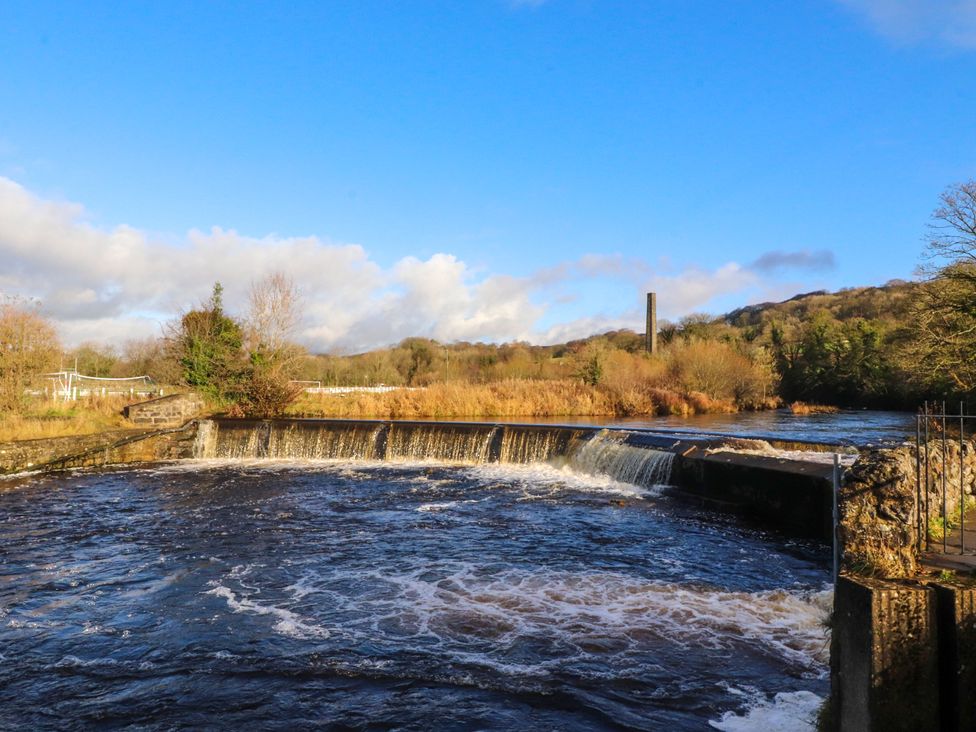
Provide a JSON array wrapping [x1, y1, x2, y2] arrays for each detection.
[[3, 180, 976, 416]]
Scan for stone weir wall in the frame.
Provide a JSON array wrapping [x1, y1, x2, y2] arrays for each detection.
[[200, 417, 839, 540], [0, 423, 199, 475]]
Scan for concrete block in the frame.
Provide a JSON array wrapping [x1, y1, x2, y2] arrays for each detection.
[[831, 575, 939, 731], [934, 582, 976, 731]]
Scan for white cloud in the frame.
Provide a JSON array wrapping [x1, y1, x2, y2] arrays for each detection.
[[576, 253, 652, 281], [0, 177, 808, 351], [750, 249, 836, 274], [538, 312, 642, 345], [838, 0, 976, 48], [643, 263, 759, 316]]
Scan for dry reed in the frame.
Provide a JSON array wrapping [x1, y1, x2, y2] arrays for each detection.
[[0, 395, 134, 443], [788, 401, 840, 415], [288, 379, 740, 419]]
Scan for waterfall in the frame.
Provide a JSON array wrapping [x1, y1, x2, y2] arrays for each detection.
[[193, 419, 217, 458], [268, 421, 384, 460], [198, 419, 272, 459], [193, 419, 675, 485], [385, 423, 496, 464], [499, 426, 590, 464], [568, 430, 675, 486]]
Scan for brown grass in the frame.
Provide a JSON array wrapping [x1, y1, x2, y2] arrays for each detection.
[[788, 401, 840, 415], [0, 395, 140, 443], [288, 379, 739, 419]]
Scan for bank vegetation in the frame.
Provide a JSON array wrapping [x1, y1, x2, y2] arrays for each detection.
[[4, 179, 976, 434]]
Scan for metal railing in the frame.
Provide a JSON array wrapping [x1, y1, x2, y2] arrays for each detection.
[[914, 401, 973, 555]]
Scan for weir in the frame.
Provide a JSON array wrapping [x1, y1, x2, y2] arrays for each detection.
[[194, 417, 836, 537], [195, 418, 678, 488]]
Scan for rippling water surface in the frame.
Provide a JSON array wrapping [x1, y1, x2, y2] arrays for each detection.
[[447, 409, 914, 446], [0, 460, 830, 730]]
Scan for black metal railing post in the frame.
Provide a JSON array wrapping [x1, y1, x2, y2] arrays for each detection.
[[833, 452, 840, 582], [924, 401, 931, 553], [943, 401, 949, 554], [916, 412, 923, 554], [961, 402, 967, 555]]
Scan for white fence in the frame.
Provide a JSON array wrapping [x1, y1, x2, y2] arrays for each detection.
[[37, 371, 160, 402], [299, 385, 415, 395]]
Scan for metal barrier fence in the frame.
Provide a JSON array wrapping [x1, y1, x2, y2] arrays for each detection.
[[914, 401, 973, 555]]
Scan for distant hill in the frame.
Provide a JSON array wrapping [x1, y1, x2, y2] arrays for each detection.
[[720, 280, 917, 330], [303, 279, 925, 408]]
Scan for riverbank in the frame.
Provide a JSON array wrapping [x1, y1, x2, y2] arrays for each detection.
[[0, 395, 134, 442], [287, 378, 763, 420]]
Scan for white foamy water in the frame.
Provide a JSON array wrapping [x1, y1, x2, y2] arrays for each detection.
[[417, 500, 461, 512], [313, 564, 832, 675], [205, 583, 331, 640], [709, 689, 824, 731], [461, 461, 659, 498], [570, 430, 676, 485], [707, 443, 858, 467], [143, 457, 661, 499]]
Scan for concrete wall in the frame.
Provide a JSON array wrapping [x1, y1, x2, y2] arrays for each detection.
[[830, 575, 976, 732], [123, 392, 205, 427], [831, 576, 940, 731], [673, 449, 834, 539], [934, 582, 976, 732]]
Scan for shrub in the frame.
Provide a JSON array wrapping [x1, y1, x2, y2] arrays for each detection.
[[228, 368, 304, 419], [0, 298, 61, 414]]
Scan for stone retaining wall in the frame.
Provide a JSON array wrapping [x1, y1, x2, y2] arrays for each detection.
[[0, 424, 199, 475], [838, 439, 976, 578], [123, 392, 206, 427]]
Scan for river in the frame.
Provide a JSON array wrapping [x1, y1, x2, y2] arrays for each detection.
[[0, 452, 833, 730], [440, 408, 914, 447]]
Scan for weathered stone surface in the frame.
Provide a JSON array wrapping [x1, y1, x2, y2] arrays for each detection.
[[0, 425, 199, 475], [830, 575, 940, 732], [933, 581, 976, 732], [124, 392, 205, 427], [839, 448, 919, 576], [838, 440, 976, 578]]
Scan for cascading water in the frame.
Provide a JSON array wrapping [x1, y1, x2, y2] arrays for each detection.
[[197, 419, 383, 461], [195, 419, 676, 487], [267, 421, 385, 460], [385, 423, 496, 463], [192, 418, 216, 457], [497, 425, 590, 464], [567, 429, 676, 486]]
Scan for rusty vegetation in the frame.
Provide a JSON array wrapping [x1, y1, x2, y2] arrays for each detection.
[[4, 180, 976, 435]]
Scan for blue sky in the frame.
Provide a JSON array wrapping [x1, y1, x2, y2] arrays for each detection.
[[1, 1, 975, 350]]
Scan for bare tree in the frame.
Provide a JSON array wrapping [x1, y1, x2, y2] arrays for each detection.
[[237, 274, 307, 417], [923, 180, 976, 271], [246, 272, 304, 366], [908, 180, 976, 392]]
